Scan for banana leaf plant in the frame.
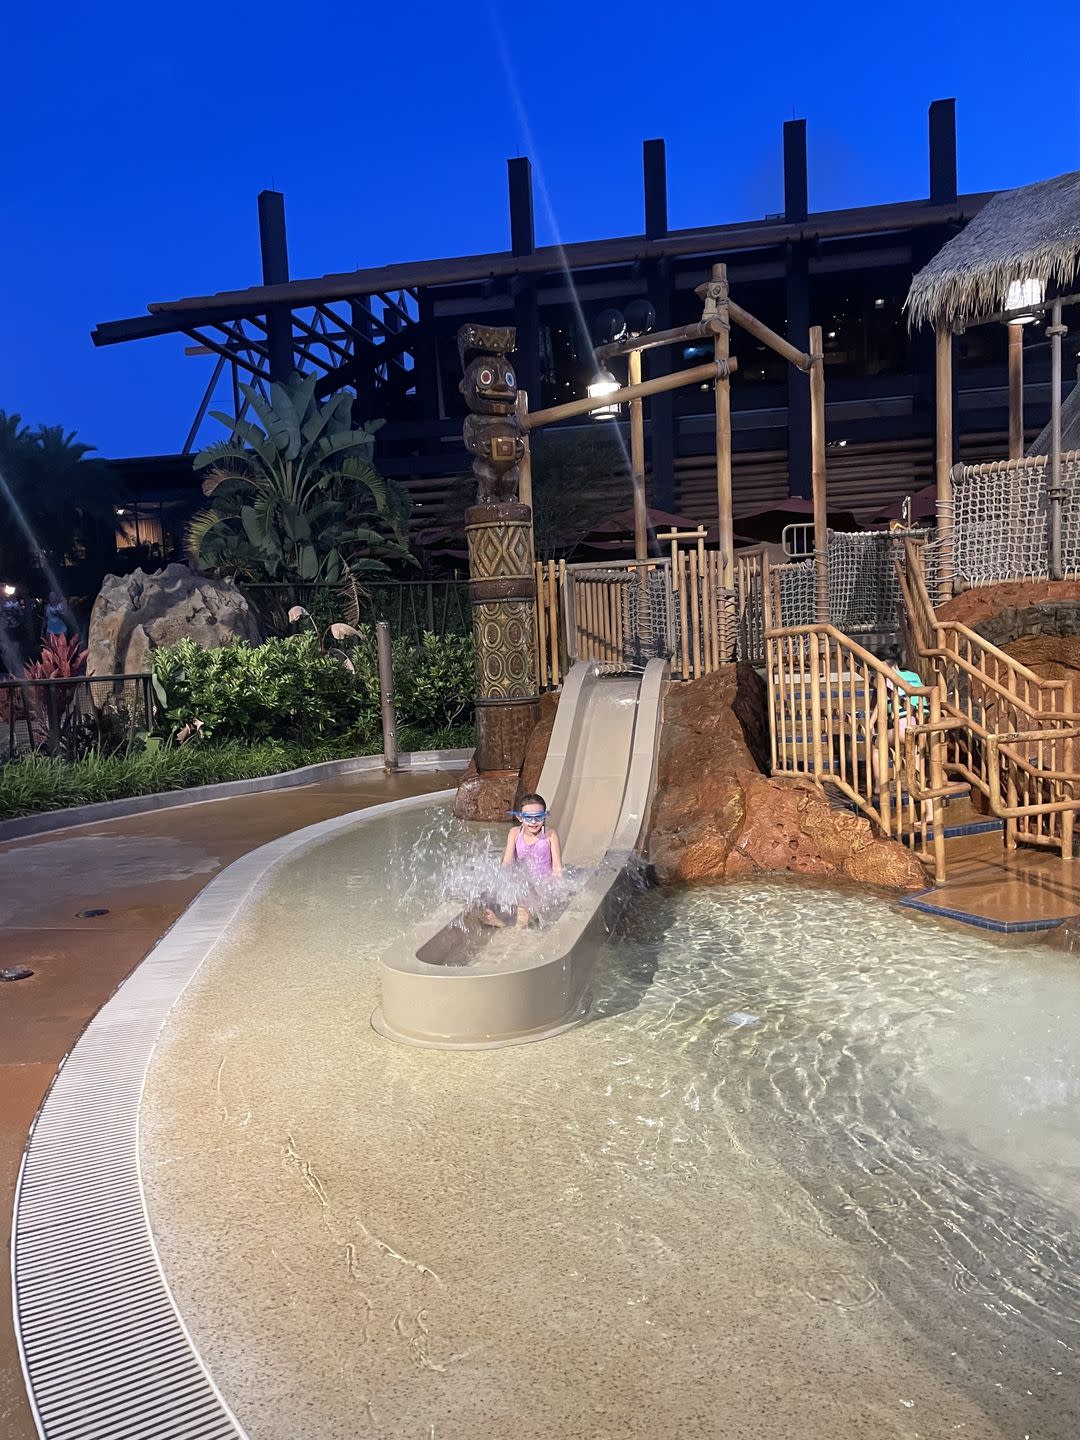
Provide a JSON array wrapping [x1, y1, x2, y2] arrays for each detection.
[[188, 373, 414, 586]]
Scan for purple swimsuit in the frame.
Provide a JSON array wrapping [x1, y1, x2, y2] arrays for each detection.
[[515, 826, 553, 875]]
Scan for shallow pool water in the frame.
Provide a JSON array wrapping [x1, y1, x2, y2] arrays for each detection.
[[142, 802, 1080, 1439]]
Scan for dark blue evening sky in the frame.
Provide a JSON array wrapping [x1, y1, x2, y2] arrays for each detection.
[[2, 0, 1078, 459]]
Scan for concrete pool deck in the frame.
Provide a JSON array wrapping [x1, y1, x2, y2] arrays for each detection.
[[0, 766, 459, 1440]]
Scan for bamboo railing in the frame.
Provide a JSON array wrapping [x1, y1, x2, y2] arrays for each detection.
[[734, 546, 769, 666], [533, 558, 565, 691], [766, 620, 952, 881], [898, 539, 1080, 855]]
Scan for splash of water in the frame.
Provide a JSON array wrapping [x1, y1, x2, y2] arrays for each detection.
[[371, 806, 585, 930]]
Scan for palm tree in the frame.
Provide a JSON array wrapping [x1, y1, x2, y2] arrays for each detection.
[[188, 374, 413, 586], [0, 412, 121, 593]]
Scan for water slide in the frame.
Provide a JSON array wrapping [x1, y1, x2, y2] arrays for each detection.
[[372, 658, 668, 1048]]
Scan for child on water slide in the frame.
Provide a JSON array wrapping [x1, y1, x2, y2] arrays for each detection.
[[483, 793, 564, 929]]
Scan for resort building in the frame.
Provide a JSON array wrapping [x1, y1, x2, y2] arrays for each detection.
[[95, 100, 1069, 555]]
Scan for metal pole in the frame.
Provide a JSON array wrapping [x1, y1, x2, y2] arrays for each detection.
[[935, 324, 955, 602], [376, 620, 398, 771], [1048, 300, 1067, 581], [1008, 323, 1024, 460], [809, 324, 829, 625]]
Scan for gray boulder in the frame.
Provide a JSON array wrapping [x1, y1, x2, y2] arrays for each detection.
[[87, 564, 262, 676]]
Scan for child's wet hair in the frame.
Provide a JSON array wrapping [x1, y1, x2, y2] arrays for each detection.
[[518, 793, 546, 812]]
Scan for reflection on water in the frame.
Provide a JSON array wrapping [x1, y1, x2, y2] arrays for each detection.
[[593, 879, 1080, 1415], [146, 809, 1080, 1439]]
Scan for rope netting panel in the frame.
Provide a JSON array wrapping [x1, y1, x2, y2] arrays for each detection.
[[765, 530, 936, 634], [622, 567, 675, 666], [827, 529, 937, 633], [952, 451, 1080, 587]]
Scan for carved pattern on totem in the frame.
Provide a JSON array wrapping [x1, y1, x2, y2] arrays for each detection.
[[471, 602, 536, 699], [466, 521, 534, 582]]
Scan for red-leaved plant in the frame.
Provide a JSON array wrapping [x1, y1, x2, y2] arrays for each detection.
[[23, 632, 89, 683], [0, 633, 89, 744]]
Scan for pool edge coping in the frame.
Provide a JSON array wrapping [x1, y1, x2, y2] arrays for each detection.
[[898, 886, 1073, 933], [10, 786, 454, 1440]]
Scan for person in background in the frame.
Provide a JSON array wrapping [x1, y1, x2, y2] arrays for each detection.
[[43, 591, 69, 640]]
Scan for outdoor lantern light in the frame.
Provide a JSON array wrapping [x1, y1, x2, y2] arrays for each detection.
[[624, 299, 656, 337], [1005, 277, 1045, 325], [593, 308, 627, 346], [587, 369, 621, 420], [2, 584, 15, 597]]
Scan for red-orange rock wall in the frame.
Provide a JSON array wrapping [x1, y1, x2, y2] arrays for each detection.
[[647, 666, 927, 891]]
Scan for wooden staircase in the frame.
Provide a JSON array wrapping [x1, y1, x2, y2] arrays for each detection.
[[764, 545, 1080, 927]]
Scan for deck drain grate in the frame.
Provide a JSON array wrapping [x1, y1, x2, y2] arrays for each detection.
[[11, 788, 446, 1440]]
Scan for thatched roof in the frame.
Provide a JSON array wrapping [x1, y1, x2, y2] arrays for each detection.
[[906, 170, 1080, 329]]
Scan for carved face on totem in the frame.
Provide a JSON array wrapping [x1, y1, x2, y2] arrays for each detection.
[[457, 324, 519, 415]]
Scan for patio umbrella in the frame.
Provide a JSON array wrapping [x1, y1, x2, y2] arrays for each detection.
[[730, 497, 861, 544], [579, 508, 712, 553], [872, 485, 938, 525]]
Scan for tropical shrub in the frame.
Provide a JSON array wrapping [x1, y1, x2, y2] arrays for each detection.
[[0, 632, 91, 747], [151, 634, 376, 745], [151, 628, 476, 748], [390, 631, 475, 733], [188, 373, 413, 586]]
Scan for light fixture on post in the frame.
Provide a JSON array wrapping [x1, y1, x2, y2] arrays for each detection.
[[1003, 278, 1045, 460], [1005, 277, 1045, 326], [587, 368, 621, 420]]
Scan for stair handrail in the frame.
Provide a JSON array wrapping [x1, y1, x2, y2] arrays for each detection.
[[901, 538, 1073, 707], [765, 617, 949, 880], [898, 538, 1079, 853]]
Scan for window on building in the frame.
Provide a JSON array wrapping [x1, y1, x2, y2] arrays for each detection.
[[812, 270, 909, 379]]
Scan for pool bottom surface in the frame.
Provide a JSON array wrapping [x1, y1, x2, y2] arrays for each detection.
[[141, 804, 1080, 1439]]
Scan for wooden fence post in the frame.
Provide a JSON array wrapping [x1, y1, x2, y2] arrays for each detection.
[[809, 324, 829, 626], [935, 324, 955, 602], [712, 264, 734, 661]]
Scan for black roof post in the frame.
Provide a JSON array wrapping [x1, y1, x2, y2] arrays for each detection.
[[784, 120, 811, 498], [929, 99, 958, 205], [643, 139, 668, 238], [783, 119, 808, 223], [507, 158, 540, 402], [507, 157, 535, 258], [257, 190, 292, 383]]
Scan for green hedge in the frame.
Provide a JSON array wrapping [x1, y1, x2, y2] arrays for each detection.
[[0, 629, 478, 820], [151, 630, 474, 746], [0, 726, 473, 820]]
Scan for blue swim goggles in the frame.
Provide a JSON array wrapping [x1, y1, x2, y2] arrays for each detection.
[[511, 809, 548, 822]]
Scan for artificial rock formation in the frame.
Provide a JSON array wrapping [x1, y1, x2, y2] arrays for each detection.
[[87, 565, 261, 676], [647, 666, 927, 891], [939, 581, 1080, 681]]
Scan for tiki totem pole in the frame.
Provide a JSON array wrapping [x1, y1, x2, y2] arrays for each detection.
[[459, 324, 539, 774]]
